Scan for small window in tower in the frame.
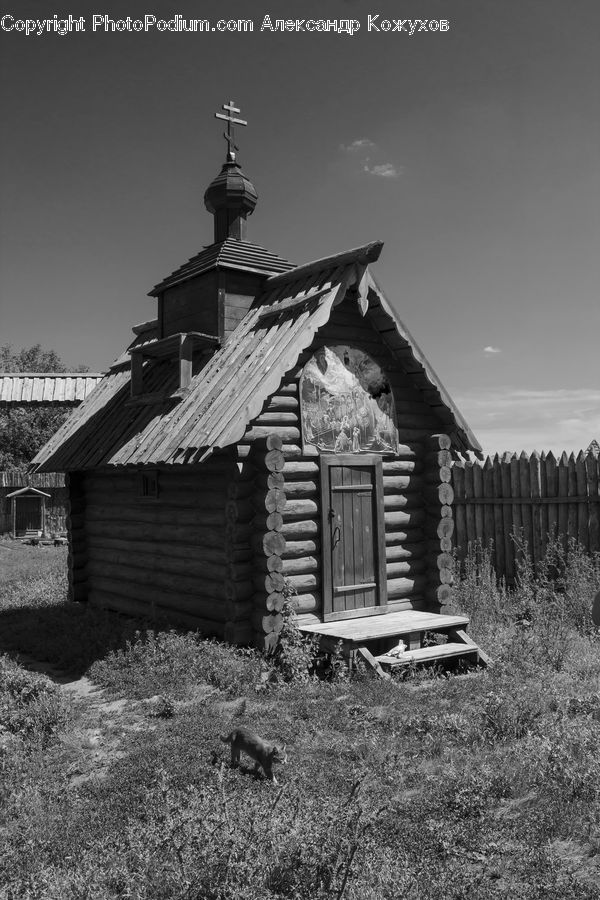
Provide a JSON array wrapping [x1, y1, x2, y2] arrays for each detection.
[[139, 469, 159, 500]]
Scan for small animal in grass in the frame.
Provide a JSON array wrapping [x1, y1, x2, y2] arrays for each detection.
[[221, 727, 287, 784]]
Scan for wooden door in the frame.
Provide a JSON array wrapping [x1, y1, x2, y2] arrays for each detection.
[[321, 454, 387, 621], [15, 497, 42, 534]]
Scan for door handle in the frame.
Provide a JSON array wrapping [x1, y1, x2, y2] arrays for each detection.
[[332, 525, 341, 548]]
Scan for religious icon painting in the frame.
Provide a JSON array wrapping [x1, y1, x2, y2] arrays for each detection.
[[300, 345, 399, 454]]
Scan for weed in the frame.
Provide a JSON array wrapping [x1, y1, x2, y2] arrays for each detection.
[[2, 532, 600, 897], [0, 655, 70, 747], [89, 630, 262, 699], [269, 589, 320, 683]]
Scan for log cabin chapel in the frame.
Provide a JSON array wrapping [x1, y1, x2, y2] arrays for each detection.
[[33, 101, 488, 670]]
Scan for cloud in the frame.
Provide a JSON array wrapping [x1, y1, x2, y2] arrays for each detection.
[[483, 345, 502, 354], [364, 162, 400, 178], [340, 138, 376, 153], [341, 139, 402, 180], [454, 386, 600, 456]]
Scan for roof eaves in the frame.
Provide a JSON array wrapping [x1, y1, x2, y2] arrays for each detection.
[[265, 241, 383, 290], [149, 240, 295, 296], [366, 273, 482, 456]]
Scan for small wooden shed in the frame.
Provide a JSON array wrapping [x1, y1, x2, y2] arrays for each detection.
[[33, 135, 485, 664], [0, 373, 103, 535], [6, 486, 51, 536]]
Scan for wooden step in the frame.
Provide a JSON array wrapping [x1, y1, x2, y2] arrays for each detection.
[[299, 610, 470, 644], [376, 642, 479, 668]]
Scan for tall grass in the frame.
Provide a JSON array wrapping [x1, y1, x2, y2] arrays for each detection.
[[1, 538, 600, 897], [451, 535, 600, 673]]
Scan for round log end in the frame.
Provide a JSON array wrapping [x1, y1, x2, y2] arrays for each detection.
[[265, 571, 285, 594], [266, 591, 285, 612], [265, 449, 285, 473], [263, 531, 286, 556], [263, 613, 284, 634], [265, 489, 287, 514], [266, 554, 284, 573]]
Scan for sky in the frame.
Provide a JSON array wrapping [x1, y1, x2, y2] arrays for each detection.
[[0, 0, 598, 456]]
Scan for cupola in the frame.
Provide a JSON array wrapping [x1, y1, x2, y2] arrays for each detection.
[[149, 101, 294, 346], [204, 158, 258, 242]]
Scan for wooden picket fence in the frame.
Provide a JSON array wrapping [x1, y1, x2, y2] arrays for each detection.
[[451, 450, 600, 582]]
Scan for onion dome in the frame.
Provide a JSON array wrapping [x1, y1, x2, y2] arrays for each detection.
[[204, 159, 258, 243]]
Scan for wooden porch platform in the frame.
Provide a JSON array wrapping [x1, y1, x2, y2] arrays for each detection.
[[299, 611, 489, 674]]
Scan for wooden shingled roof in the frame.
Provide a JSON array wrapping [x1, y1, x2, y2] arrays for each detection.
[[150, 237, 294, 295], [0, 373, 104, 406], [32, 241, 480, 472]]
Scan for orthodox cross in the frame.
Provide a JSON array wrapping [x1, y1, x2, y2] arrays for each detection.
[[215, 100, 247, 161]]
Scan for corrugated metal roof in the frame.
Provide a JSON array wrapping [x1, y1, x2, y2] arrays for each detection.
[[150, 238, 295, 296], [32, 241, 481, 471], [0, 374, 104, 405]]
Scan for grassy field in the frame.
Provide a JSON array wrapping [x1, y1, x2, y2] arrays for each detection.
[[1, 537, 600, 898]]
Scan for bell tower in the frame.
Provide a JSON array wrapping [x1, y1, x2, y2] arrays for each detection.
[[149, 100, 293, 344]]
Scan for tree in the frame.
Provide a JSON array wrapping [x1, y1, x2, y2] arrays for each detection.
[[0, 344, 89, 469], [0, 342, 88, 374]]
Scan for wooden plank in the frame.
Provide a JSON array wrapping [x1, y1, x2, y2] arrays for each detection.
[[264, 241, 383, 288], [545, 452, 558, 548], [519, 451, 533, 560], [576, 451, 589, 551], [472, 459, 484, 551], [299, 610, 469, 642], [256, 286, 331, 320], [449, 628, 492, 667], [356, 646, 391, 680], [492, 456, 505, 576], [567, 452, 578, 545], [586, 452, 599, 553], [374, 462, 388, 611], [510, 453, 522, 556], [453, 461, 466, 557], [334, 582, 377, 594], [464, 462, 476, 548], [320, 457, 333, 617], [530, 452, 542, 568], [501, 453, 514, 583], [376, 642, 479, 667], [558, 451, 569, 549], [482, 457, 495, 555]]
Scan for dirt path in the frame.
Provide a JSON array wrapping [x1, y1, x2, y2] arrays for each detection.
[[4, 649, 159, 784]]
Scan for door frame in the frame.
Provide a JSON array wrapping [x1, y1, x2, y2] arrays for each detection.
[[320, 453, 388, 622]]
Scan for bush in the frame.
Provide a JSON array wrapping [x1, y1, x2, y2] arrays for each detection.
[[0, 656, 70, 746], [452, 537, 600, 672], [89, 630, 262, 699], [269, 595, 319, 683]]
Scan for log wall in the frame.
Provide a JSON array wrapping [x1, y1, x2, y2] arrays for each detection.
[[79, 456, 254, 643], [66, 472, 87, 603]]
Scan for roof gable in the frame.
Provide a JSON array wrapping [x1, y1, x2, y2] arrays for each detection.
[[6, 486, 51, 498]]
